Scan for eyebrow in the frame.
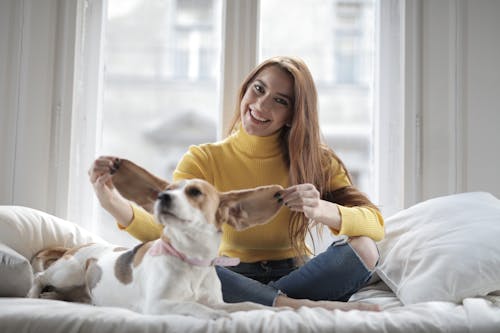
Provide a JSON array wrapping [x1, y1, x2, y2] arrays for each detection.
[[255, 79, 293, 102]]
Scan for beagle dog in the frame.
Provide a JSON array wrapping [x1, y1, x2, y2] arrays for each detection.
[[27, 159, 283, 319]]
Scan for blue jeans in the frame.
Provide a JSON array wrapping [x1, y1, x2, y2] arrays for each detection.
[[215, 239, 374, 306]]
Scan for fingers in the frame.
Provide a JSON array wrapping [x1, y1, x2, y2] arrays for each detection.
[[97, 173, 115, 189], [276, 184, 320, 211], [92, 173, 120, 209], [88, 156, 120, 183]]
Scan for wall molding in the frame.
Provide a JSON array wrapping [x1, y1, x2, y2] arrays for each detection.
[[47, 0, 79, 218], [448, 0, 467, 194], [403, 0, 423, 207], [0, 0, 23, 205]]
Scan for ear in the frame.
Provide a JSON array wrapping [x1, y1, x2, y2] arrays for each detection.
[[111, 159, 169, 213], [216, 185, 284, 230]]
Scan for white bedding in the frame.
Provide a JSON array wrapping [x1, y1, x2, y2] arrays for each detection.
[[1, 192, 500, 333], [1, 282, 500, 333]]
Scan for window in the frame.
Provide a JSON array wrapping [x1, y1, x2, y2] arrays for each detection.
[[98, 0, 222, 246]]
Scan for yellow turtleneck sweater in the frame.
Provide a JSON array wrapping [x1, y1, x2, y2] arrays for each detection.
[[121, 127, 384, 263]]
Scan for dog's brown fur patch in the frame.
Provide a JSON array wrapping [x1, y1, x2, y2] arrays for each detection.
[[63, 243, 95, 258], [112, 159, 169, 213], [85, 258, 102, 291], [114, 242, 150, 284], [184, 180, 220, 228], [133, 242, 153, 267], [31, 247, 69, 272], [216, 185, 283, 230]]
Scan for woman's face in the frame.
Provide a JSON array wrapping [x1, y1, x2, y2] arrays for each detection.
[[240, 65, 294, 137]]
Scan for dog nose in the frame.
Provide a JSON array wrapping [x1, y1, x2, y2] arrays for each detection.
[[157, 192, 172, 206]]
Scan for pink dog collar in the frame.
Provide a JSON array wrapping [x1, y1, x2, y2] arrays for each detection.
[[149, 239, 240, 267]]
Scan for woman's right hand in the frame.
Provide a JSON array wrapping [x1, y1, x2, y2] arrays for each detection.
[[88, 156, 118, 209], [88, 156, 133, 227]]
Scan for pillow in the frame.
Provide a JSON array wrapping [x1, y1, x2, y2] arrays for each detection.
[[0, 205, 109, 297], [0, 205, 108, 261], [0, 243, 33, 297], [376, 192, 500, 305]]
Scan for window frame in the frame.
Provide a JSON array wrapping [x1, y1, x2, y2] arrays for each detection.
[[373, 0, 422, 216]]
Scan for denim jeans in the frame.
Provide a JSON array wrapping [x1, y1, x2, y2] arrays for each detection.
[[215, 238, 374, 306]]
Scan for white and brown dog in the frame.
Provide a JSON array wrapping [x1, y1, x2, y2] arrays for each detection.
[[27, 159, 283, 319]]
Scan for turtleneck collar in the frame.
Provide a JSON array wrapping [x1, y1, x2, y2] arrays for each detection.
[[230, 124, 283, 158]]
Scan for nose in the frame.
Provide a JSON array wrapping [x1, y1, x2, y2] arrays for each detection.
[[157, 192, 172, 207], [255, 95, 272, 113]]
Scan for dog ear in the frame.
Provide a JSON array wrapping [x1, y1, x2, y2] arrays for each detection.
[[111, 159, 169, 214], [216, 185, 283, 230]]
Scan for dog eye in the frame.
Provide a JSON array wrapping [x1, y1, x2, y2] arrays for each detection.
[[187, 187, 202, 197]]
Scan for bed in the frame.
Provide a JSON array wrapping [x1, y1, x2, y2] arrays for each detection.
[[1, 191, 500, 333]]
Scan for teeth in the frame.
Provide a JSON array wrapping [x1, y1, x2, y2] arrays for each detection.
[[250, 110, 268, 122]]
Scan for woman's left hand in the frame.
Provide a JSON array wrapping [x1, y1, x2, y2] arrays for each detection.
[[277, 184, 341, 229]]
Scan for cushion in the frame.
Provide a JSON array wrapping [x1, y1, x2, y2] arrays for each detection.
[[376, 192, 500, 305], [0, 205, 107, 260], [0, 243, 32, 297], [0, 205, 108, 297]]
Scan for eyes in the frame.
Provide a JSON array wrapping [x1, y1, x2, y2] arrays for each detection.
[[186, 186, 202, 198], [252, 83, 290, 107]]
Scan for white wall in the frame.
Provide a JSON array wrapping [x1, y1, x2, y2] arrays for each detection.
[[0, 0, 499, 221], [0, 0, 61, 212], [421, 0, 500, 200], [0, 0, 104, 228]]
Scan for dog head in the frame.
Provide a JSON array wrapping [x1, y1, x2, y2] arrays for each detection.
[[154, 179, 283, 232]]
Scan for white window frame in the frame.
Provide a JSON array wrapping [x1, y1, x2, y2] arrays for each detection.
[[219, 0, 260, 138], [374, 0, 422, 216], [66, 0, 106, 230]]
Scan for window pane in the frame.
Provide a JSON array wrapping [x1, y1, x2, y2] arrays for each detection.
[[100, 0, 222, 245], [260, 0, 375, 196]]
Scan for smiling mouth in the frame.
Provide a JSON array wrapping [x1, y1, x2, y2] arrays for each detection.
[[250, 110, 270, 123]]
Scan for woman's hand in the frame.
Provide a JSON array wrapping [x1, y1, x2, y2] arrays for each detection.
[[277, 183, 342, 230], [88, 156, 133, 227], [88, 156, 118, 208]]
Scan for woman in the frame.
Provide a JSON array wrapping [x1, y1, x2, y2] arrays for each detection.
[[90, 56, 383, 311]]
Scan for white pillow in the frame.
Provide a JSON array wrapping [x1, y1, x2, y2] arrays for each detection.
[[0, 243, 33, 297], [0, 205, 108, 261], [376, 192, 500, 305]]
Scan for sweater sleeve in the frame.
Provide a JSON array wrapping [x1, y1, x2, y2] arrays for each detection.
[[334, 206, 384, 241], [326, 157, 385, 241], [117, 204, 163, 242]]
